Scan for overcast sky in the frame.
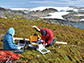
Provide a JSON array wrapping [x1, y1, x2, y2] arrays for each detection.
[[0, 0, 84, 9]]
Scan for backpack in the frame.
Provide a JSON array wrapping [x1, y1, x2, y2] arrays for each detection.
[[0, 50, 21, 62]]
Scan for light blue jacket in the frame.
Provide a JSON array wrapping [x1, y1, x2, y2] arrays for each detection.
[[3, 27, 18, 50]]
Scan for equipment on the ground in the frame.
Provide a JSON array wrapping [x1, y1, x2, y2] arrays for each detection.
[[36, 44, 52, 56], [6, 55, 12, 63], [17, 39, 26, 48], [56, 41, 67, 44], [27, 35, 52, 56], [14, 37, 29, 41], [0, 50, 21, 63], [14, 34, 67, 56], [0, 55, 12, 63]]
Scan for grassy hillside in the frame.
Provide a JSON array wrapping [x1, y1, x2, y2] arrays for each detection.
[[0, 17, 84, 63]]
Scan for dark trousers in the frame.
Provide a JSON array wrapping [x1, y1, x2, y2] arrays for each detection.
[[45, 38, 56, 47], [10, 49, 24, 54], [49, 39, 56, 46]]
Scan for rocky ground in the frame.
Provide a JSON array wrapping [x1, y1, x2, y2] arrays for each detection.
[[0, 7, 84, 26]]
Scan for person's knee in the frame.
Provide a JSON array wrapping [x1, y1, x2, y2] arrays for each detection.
[[50, 39, 56, 46]]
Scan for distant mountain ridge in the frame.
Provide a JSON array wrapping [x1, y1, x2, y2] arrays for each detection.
[[10, 6, 84, 12], [0, 6, 84, 26]]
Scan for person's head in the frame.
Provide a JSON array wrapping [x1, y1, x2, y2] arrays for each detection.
[[41, 30, 47, 36], [7, 27, 15, 36]]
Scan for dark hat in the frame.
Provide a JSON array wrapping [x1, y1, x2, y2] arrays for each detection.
[[41, 30, 46, 35]]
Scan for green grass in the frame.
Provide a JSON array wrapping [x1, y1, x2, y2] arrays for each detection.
[[0, 17, 84, 63]]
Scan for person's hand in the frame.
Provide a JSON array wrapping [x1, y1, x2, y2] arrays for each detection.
[[43, 44, 46, 47], [43, 43, 47, 47], [13, 38, 15, 41], [18, 46, 21, 50], [18, 45, 20, 46]]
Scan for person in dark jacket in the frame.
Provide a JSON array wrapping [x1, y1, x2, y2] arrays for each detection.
[[3, 27, 24, 53], [32, 26, 56, 47]]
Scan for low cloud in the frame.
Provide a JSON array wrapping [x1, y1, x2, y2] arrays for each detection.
[[29, 0, 84, 7], [29, 1, 54, 3]]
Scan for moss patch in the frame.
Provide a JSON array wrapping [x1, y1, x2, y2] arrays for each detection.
[[0, 17, 84, 63]]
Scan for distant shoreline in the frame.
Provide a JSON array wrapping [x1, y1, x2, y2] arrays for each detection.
[[43, 19, 84, 29]]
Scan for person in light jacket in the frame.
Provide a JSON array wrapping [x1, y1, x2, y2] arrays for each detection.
[[3, 27, 24, 53], [32, 26, 56, 47]]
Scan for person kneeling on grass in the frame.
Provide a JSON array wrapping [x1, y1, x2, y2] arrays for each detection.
[[32, 26, 56, 47], [3, 27, 24, 53]]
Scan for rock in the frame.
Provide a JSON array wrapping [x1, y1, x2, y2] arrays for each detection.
[[0, 14, 7, 19], [0, 34, 5, 38], [10, 14, 15, 18]]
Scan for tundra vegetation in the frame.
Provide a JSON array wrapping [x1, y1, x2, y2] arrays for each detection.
[[0, 14, 84, 63]]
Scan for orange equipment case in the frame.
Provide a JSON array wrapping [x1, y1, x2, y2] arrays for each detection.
[[30, 36, 38, 46]]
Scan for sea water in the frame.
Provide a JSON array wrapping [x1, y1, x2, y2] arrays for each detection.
[[70, 22, 84, 29]]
